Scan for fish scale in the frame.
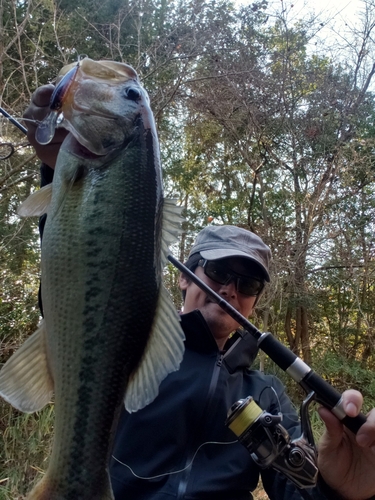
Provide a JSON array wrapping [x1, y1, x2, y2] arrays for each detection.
[[0, 58, 185, 500]]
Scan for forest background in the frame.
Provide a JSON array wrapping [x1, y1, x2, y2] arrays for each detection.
[[1, 0, 375, 498]]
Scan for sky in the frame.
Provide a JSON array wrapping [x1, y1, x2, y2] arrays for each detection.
[[289, 0, 363, 20], [261, 0, 371, 62], [268, 0, 365, 23], [277, 0, 366, 36], [235, 0, 369, 49]]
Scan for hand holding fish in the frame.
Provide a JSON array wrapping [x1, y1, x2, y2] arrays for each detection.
[[318, 389, 375, 500], [23, 84, 68, 168]]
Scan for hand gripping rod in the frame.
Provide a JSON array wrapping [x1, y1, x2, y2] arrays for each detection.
[[168, 254, 366, 434]]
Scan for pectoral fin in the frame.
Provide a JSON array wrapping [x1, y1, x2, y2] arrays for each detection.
[[0, 320, 54, 413], [18, 184, 52, 217]]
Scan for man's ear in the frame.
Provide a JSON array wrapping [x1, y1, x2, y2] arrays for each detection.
[[179, 273, 190, 291]]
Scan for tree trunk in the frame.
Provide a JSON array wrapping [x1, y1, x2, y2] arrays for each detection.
[[300, 305, 311, 364]]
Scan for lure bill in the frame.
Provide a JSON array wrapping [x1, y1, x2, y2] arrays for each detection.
[[0, 59, 185, 499], [35, 64, 80, 145]]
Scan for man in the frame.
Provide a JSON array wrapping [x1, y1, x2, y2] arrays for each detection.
[[24, 86, 375, 500]]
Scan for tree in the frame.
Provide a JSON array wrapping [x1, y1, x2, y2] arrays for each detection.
[[172, 1, 375, 364]]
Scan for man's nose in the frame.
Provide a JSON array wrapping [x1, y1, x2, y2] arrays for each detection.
[[219, 278, 237, 297]]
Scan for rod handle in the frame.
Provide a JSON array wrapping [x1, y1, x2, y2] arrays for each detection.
[[259, 333, 367, 434]]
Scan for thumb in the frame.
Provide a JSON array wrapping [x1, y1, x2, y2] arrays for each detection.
[[318, 406, 344, 450]]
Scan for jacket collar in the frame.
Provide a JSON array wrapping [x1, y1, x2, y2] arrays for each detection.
[[180, 310, 218, 354], [180, 310, 259, 372]]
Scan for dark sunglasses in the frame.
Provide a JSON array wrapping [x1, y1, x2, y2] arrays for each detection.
[[197, 259, 265, 297]]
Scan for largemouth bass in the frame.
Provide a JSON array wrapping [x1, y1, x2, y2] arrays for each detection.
[[0, 58, 185, 500]]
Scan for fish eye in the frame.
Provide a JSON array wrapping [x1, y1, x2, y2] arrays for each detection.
[[125, 87, 141, 101]]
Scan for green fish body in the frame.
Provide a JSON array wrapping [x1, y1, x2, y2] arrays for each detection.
[[0, 59, 184, 500]]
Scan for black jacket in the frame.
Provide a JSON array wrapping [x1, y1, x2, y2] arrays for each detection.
[[109, 310, 339, 500]]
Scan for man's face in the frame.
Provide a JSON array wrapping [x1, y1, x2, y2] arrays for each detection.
[[179, 257, 262, 349]]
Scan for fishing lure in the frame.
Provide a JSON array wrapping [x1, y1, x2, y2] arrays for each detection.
[[35, 63, 80, 145]]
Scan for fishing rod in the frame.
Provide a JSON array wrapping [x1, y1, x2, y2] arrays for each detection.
[[0, 106, 28, 135], [168, 254, 366, 435]]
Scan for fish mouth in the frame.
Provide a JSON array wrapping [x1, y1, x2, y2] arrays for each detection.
[[62, 133, 106, 159]]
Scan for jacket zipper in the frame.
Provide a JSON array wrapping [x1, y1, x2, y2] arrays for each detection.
[[177, 352, 225, 499]]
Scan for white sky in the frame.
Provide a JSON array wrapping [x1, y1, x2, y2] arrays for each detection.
[[235, 0, 370, 50], [258, 0, 374, 80], [269, 0, 368, 42], [288, 0, 363, 20]]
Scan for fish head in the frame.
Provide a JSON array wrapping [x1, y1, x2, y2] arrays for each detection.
[[55, 58, 156, 157]]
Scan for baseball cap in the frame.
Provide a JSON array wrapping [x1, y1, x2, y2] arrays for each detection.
[[188, 225, 271, 281]]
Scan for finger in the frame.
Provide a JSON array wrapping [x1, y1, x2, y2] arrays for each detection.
[[31, 84, 55, 108], [341, 389, 363, 417], [27, 120, 67, 146], [23, 85, 55, 128], [318, 406, 344, 449], [356, 408, 375, 449], [49, 128, 68, 143], [28, 129, 68, 169]]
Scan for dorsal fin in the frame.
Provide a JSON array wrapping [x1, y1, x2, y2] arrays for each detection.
[[124, 197, 185, 412], [124, 285, 185, 412]]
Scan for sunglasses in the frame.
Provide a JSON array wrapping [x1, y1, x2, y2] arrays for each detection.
[[197, 259, 265, 297]]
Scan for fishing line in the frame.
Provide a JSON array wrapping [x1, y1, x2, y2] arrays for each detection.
[[1, 116, 39, 126], [259, 385, 282, 414], [20, 118, 41, 126], [258, 385, 301, 431], [111, 440, 238, 480]]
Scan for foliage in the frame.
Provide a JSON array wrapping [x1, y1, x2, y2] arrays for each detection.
[[0, 404, 54, 499]]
